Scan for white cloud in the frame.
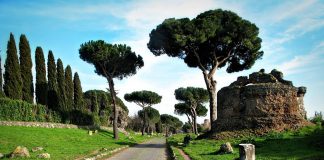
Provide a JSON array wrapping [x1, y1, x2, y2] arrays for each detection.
[[255, 1, 324, 74], [277, 41, 324, 75], [16, 0, 245, 35], [31, 2, 121, 21], [121, 0, 219, 29], [269, 0, 317, 23]]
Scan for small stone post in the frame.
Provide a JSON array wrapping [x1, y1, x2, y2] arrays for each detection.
[[239, 144, 255, 160]]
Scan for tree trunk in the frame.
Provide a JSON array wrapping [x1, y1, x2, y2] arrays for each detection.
[[142, 108, 147, 136], [203, 71, 217, 131], [141, 123, 145, 136], [107, 77, 118, 140], [148, 125, 152, 135], [147, 118, 150, 135], [192, 109, 198, 135], [186, 113, 194, 133]]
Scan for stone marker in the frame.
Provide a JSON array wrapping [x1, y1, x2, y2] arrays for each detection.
[[37, 153, 51, 159], [10, 146, 30, 158], [32, 146, 44, 152], [219, 142, 233, 154], [88, 130, 93, 135], [239, 144, 255, 160]]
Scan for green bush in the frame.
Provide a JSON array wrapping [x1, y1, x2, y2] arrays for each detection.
[[310, 111, 323, 126], [264, 131, 284, 139], [68, 110, 94, 125], [0, 98, 61, 122]]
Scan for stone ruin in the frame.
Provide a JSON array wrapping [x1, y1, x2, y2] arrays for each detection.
[[214, 69, 309, 133], [109, 106, 128, 128], [203, 119, 210, 130]]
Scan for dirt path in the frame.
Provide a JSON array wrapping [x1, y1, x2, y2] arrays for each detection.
[[177, 148, 191, 160], [106, 137, 168, 160]]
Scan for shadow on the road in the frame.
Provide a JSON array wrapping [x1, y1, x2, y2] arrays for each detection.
[[115, 141, 138, 146], [132, 143, 166, 148]]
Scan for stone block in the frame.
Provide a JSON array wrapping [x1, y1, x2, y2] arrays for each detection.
[[10, 146, 30, 158], [239, 144, 255, 160], [37, 153, 50, 159], [219, 142, 233, 154], [32, 146, 43, 152]]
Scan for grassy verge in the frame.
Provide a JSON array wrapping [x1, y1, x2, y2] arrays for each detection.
[[0, 126, 153, 159], [167, 125, 324, 160], [171, 146, 185, 160]]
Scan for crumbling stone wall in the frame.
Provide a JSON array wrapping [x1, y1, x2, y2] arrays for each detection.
[[109, 106, 128, 128], [214, 69, 308, 133]]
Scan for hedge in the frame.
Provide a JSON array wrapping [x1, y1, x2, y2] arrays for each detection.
[[0, 98, 61, 123]]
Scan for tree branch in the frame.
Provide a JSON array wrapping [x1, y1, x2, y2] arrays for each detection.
[[99, 63, 110, 79], [208, 65, 217, 79], [186, 44, 207, 71], [217, 42, 240, 67]]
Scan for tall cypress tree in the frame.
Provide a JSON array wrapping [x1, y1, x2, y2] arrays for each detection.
[[19, 34, 34, 103], [47, 51, 58, 110], [64, 65, 73, 111], [91, 91, 99, 114], [4, 33, 22, 99], [35, 47, 47, 105], [73, 72, 83, 111], [0, 56, 4, 97], [57, 58, 66, 112], [0, 57, 2, 91]]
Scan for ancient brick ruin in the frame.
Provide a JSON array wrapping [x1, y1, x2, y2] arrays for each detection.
[[214, 69, 308, 133]]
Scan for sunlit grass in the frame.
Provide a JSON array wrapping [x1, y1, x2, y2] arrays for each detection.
[[168, 125, 324, 160], [0, 126, 151, 159]]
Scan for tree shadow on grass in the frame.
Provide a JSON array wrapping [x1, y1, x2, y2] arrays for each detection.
[[250, 128, 324, 159], [199, 151, 217, 156], [98, 130, 114, 138], [199, 150, 233, 156]]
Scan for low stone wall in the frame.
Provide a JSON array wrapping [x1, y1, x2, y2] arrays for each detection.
[[0, 121, 129, 135], [0, 121, 95, 129]]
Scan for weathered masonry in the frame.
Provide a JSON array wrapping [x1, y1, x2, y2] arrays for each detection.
[[214, 69, 308, 133]]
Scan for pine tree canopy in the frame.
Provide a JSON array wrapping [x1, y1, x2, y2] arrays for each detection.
[[79, 41, 144, 80], [124, 90, 162, 108]]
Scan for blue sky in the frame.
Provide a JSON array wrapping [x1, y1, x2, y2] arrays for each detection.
[[0, 0, 323, 123]]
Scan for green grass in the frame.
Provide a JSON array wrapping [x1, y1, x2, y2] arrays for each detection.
[[170, 146, 185, 160], [0, 126, 152, 159], [167, 125, 324, 160]]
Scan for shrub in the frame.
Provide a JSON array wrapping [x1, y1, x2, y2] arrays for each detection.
[[68, 110, 94, 125], [310, 111, 323, 126], [264, 130, 284, 140], [0, 98, 61, 122]]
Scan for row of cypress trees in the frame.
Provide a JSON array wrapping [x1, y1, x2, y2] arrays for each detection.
[[0, 33, 84, 113]]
